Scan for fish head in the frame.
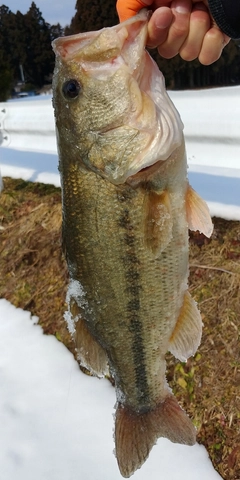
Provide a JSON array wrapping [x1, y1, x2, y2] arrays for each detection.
[[52, 10, 183, 184]]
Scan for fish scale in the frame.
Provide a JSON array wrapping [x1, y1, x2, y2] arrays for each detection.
[[61, 143, 190, 407], [52, 9, 213, 477]]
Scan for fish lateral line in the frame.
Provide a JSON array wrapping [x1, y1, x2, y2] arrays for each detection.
[[117, 203, 150, 405]]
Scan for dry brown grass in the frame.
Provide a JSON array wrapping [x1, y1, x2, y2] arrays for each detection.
[[167, 223, 240, 479], [0, 177, 73, 352], [0, 177, 239, 478]]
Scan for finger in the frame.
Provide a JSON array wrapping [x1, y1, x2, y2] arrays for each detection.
[[179, 3, 210, 61], [147, 7, 173, 48], [198, 27, 230, 65], [157, 0, 192, 59], [116, 0, 152, 22]]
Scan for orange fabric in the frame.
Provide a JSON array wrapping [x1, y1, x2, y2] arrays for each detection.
[[116, 0, 149, 22]]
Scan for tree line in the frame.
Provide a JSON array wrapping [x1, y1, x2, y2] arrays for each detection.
[[0, 0, 240, 101], [0, 2, 63, 100]]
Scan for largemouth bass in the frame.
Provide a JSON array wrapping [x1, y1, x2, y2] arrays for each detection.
[[52, 10, 213, 478]]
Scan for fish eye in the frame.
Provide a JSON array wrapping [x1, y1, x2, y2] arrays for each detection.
[[62, 79, 81, 99]]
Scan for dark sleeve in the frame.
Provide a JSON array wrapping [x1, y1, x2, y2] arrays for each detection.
[[208, 0, 240, 38]]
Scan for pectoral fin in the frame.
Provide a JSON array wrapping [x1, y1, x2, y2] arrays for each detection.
[[186, 185, 213, 238], [168, 291, 202, 362], [144, 190, 173, 255]]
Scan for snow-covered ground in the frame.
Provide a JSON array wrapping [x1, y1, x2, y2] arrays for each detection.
[[1, 86, 240, 219], [0, 299, 222, 480], [0, 87, 239, 479]]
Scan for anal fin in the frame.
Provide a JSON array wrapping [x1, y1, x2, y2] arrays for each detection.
[[69, 298, 109, 378], [168, 291, 202, 362], [75, 317, 109, 378], [115, 395, 196, 478], [186, 184, 213, 238], [144, 190, 172, 255]]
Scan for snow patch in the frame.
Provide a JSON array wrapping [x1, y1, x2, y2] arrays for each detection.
[[0, 298, 223, 480], [64, 278, 91, 335], [1, 86, 240, 219]]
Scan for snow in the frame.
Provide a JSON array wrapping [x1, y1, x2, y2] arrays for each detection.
[[64, 278, 90, 335], [0, 86, 240, 218], [0, 299, 222, 480], [0, 147, 60, 187], [0, 86, 239, 479], [170, 86, 240, 220]]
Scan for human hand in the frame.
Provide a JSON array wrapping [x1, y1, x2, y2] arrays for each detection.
[[116, 0, 230, 65]]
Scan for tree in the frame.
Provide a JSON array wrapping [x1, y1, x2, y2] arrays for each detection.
[[0, 2, 64, 97], [0, 6, 16, 99], [22, 2, 55, 86], [0, 46, 13, 101], [151, 40, 240, 90], [66, 0, 118, 35], [50, 23, 64, 42]]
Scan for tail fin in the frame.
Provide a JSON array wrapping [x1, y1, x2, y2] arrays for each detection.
[[115, 395, 196, 478]]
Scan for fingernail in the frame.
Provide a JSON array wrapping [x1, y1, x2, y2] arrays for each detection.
[[155, 14, 172, 29], [175, 5, 189, 14], [172, 1, 190, 14], [156, 21, 171, 29]]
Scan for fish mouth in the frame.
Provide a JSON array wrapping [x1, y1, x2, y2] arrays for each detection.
[[52, 9, 150, 67]]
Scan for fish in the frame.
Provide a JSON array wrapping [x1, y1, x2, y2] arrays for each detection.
[[52, 9, 213, 478]]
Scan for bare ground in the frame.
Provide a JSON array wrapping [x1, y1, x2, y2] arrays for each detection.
[[0, 176, 239, 478]]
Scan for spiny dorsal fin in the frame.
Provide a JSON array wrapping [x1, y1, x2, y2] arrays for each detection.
[[115, 396, 196, 478], [186, 184, 213, 238], [168, 291, 202, 362], [144, 190, 173, 255]]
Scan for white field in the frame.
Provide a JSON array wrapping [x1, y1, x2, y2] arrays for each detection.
[[1, 86, 240, 219]]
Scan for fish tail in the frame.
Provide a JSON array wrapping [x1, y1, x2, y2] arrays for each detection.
[[115, 395, 196, 478]]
